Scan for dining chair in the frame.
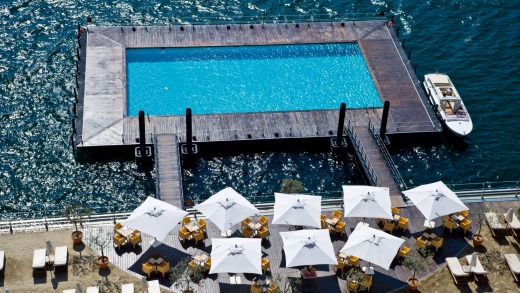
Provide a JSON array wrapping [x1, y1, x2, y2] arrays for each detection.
[[376, 218, 385, 226], [182, 217, 191, 225], [431, 236, 443, 252], [114, 222, 123, 234], [113, 233, 126, 250], [257, 227, 270, 241], [142, 262, 155, 278], [193, 230, 205, 245], [321, 214, 327, 221], [332, 210, 342, 219], [188, 260, 199, 272], [266, 283, 279, 293], [259, 216, 269, 228], [178, 227, 191, 243], [204, 258, 211, 271], [460, 210, 469, 217], [129, 231, 142, 249], [348, 256, 359, 267], [242, 227, 254, 238], [242, 217, 252, 230], [335, 221, 346, 236], [250, 283, 263, 293], [397, 217, 409, 233], [391, 207, 400, 214], [157, 261, 170, 278], [415, 236, 428, 249], [261, 258, 270, 274], [442, 215, 450, 223], [443, 220, 458, 234], [363, 275, 373, 292], [398, 246, 410, 259], [197, 219, 207, 232], [335, 258, 346, 272], [384, 222, 395, 234], [459, 219, 472, 234]]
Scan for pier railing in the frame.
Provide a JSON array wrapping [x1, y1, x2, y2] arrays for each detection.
[[345, 119, 382, 187], [85, 13, 386, 27], [368, 119, 408, 191]]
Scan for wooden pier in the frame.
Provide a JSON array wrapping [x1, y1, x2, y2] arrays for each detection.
[[154, 134, 183, 208]]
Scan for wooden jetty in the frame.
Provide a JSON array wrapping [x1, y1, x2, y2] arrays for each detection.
[[74, 20, 441, 209], [154, 134, 183, 208]]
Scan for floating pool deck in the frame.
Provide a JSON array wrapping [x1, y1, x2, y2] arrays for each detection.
[[74, 20, 439, 148]]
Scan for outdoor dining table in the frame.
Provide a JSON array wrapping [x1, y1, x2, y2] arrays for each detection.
[[451, 214, 465, 223], [193, 253, 209, 265], [185, 221, 200, 233], [117, 226, 135, 238], [422, 232, 438, 242], [256, 275, 271, 287], [338, 252, 348, 261], [148, 254, 164, 270], [248, 220, 263, 234], [325, 217, 339, 226], [393, 214, 401, 221]]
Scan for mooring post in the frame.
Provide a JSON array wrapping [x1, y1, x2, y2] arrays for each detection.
[[186, 108, 193, 155], [402, 38, 405, 49], [337, 102, 347, 144], [408, 49, 411, 60], [380, 101, 390, 138], [138, 110, 146, 156], [396, 26, 400, 37]]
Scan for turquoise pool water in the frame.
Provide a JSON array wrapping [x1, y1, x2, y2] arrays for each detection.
[[126, 43, 382, 116]]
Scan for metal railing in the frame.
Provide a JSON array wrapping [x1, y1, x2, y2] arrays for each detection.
[[345, 119, 382, 187], [368, 119, 408, 191]]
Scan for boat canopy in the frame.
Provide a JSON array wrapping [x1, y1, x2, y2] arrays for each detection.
[[429, 74, 451, 86]]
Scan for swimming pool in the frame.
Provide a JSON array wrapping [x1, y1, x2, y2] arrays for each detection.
[[126, 43, 382, 116]]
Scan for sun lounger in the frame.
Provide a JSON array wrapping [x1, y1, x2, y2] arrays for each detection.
[[505, 254, 520, 282], [446, 257, 469, 284], [505, 212, 520, 237], [147, 280, 161, 293], [32, 248, 47, 277], [54, 246, 68, 272], [485, 212, 515, 237], [122, 283, 135, 293], [0, 250, 5, 275], [86, 287, 99, 293], [465, 254, 489, 283]]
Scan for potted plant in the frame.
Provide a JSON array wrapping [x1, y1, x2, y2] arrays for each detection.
[[169, 257, 205, 293], [63, 203, 91, 244], [402, 247, 432, 291], [472, 210, 486, 247], [344, 268, 367, 293], [91, 232, 110, 270]]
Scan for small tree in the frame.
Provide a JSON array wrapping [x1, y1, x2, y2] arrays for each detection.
[[402, 247, 433, 288], [169, 258, 205, 293], [272, 274, 301, 293], [344, 268, 367, 293], [63, 203, 91, 232], [91, 231, 110, 268], [281, 179, 304, 194]]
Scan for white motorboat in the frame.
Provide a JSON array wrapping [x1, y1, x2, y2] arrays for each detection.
[[423, 73, 472, 137]]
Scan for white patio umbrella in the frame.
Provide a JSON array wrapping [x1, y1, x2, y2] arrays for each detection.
[[469, 252, 478, 270], [194, 187, 259, 232], [46, 240, 54, 260], [141, 276, 148, 293], [279, 229, 337, 267], [505, 208, 515, 224], [339, 223, 404, 270], [342, 185, 393, 219], [402, 181, 468, 221], [122, 196, 188, 244], [209, 238, 262, 274], [272, 192, 322, 228]]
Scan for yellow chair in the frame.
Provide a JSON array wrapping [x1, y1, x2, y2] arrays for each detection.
[[114, 222, 123, 234], [142, 262, 155, 278], [444, 220, 458, 234], [383, 222, 395, 234], [461, 210, 469, 217], [204, 258, 211, 270], [259, 215, 269, 228], [321, 219, 327, 229], [376, 218, 385, 226], [157, 261, 170, 278], [266, 283, 279, 293], [335, 221, 346, 236], [397, 217, 409, 233], [332, 210, 342, 219], [321, 214, 327, 221], [335, 258, 346, 272], [242, 217, 252, 230], [242, 227, 254, 238], [193, 230, 205, 245], [348, 256, 359, 267], [178, 227, 191, 243], [442, 215, 450, 223], [257, 227, 270, 240], [431, 236, 443, 252], [347, 280, 359, 292], [459, 219, 472, 234], [261, 258, 270, 274], [415, 236, 428, 249], [363, 275, 373, 292], [251, 283, 263, 293], [197, 219, 206, 232], [182, 217, 191, 225], [188, 260, 199, 272], [391, 207, 400, 214], [128, 231, 142, 248], [113, 233, 126, 250], [398, 246, 410, 259]]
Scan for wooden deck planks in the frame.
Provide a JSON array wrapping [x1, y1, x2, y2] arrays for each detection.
[[85, 199, 520, 293], [155, 134, 182, 208]]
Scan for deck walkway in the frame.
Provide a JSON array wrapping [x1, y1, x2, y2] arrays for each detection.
[[155, 134, 183, 208], [85, 199, 520, 293]]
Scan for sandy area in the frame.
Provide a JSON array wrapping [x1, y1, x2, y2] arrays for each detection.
[[395, 219, 520, 293], [0, 229, 169, 293]]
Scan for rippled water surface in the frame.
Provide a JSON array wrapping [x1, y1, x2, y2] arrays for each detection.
[[1, 0, 519, 215]]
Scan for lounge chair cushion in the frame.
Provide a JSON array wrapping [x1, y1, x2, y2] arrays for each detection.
[[122, 284, 134, 293], [485, 212, 506, 229], [54, 246, 68, 266], [505, 254, 520, 274], [0, 250, 4, 271], [446, 257, 470, 277], [32, 249, 46, 269], [86, 287, 99, 293], [147, 280, 161, 293]]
